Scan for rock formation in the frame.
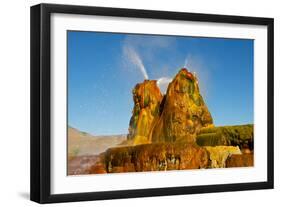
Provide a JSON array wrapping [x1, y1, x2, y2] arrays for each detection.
[[127, 80, 163, 145], [86, 68, 254, 174], [196, 124, 254, 151], [226, 153, 254, 168], [92, 142, 209, 173], [127, 68, 213, 144], [149, 68, 213, 143], [204, 146, 241, 168]]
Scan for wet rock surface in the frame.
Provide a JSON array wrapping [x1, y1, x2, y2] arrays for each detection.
[[127, 80, 163, 145], [226, 153, 254, 168], [100, 142, 209, 173], [204, 146, 241, 168], [88, 144, 251, 174]]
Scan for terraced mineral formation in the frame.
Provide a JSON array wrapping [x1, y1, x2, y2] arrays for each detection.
[[87, 68, 254, 174], [89, 142, 209, 173]]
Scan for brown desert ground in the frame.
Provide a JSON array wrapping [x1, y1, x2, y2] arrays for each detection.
[[68, 127, 126, 175]]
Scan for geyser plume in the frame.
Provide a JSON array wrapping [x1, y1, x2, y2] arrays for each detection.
[[123, 46, 149, 80], [157, 77, 172, 94], [184, 56, 189, 68]]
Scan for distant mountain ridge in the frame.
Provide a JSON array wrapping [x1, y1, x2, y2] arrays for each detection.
[[68, 126, 126, 158]]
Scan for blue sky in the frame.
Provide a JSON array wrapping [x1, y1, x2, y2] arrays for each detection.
[[68, 31, 253, 135]]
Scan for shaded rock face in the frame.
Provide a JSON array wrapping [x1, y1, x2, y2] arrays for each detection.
[[149, 68, 213, 143], [100, 142, 209, 173], [226, 153, 254, 168], [127, 80, 163, 145]]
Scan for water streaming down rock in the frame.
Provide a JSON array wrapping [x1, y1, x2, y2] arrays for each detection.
[[127, 80, 162, 145]]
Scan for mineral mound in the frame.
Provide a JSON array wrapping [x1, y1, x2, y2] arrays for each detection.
[[127, 80, 163, 145], [128, 68, 214, 144], [226, 153, 254, 168], [149, 68, 213, 143], [89, 142, 209, 173], [87, 68, 254, 174], [196, 124, 254, 151]]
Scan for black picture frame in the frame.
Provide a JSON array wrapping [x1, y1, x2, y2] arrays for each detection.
[[30, 3, 274, 204]]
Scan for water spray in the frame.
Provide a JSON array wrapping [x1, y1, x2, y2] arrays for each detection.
[[124, 46, 149, 80]]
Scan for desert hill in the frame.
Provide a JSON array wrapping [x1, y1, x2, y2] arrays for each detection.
[[68, 126, 126, 175], [68, 126, 126, 158]]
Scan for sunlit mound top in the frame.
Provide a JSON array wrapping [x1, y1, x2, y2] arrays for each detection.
[[156, 68, 198, 94]]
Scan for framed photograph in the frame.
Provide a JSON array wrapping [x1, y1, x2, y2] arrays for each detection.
[[30, 3, 274, 203]]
